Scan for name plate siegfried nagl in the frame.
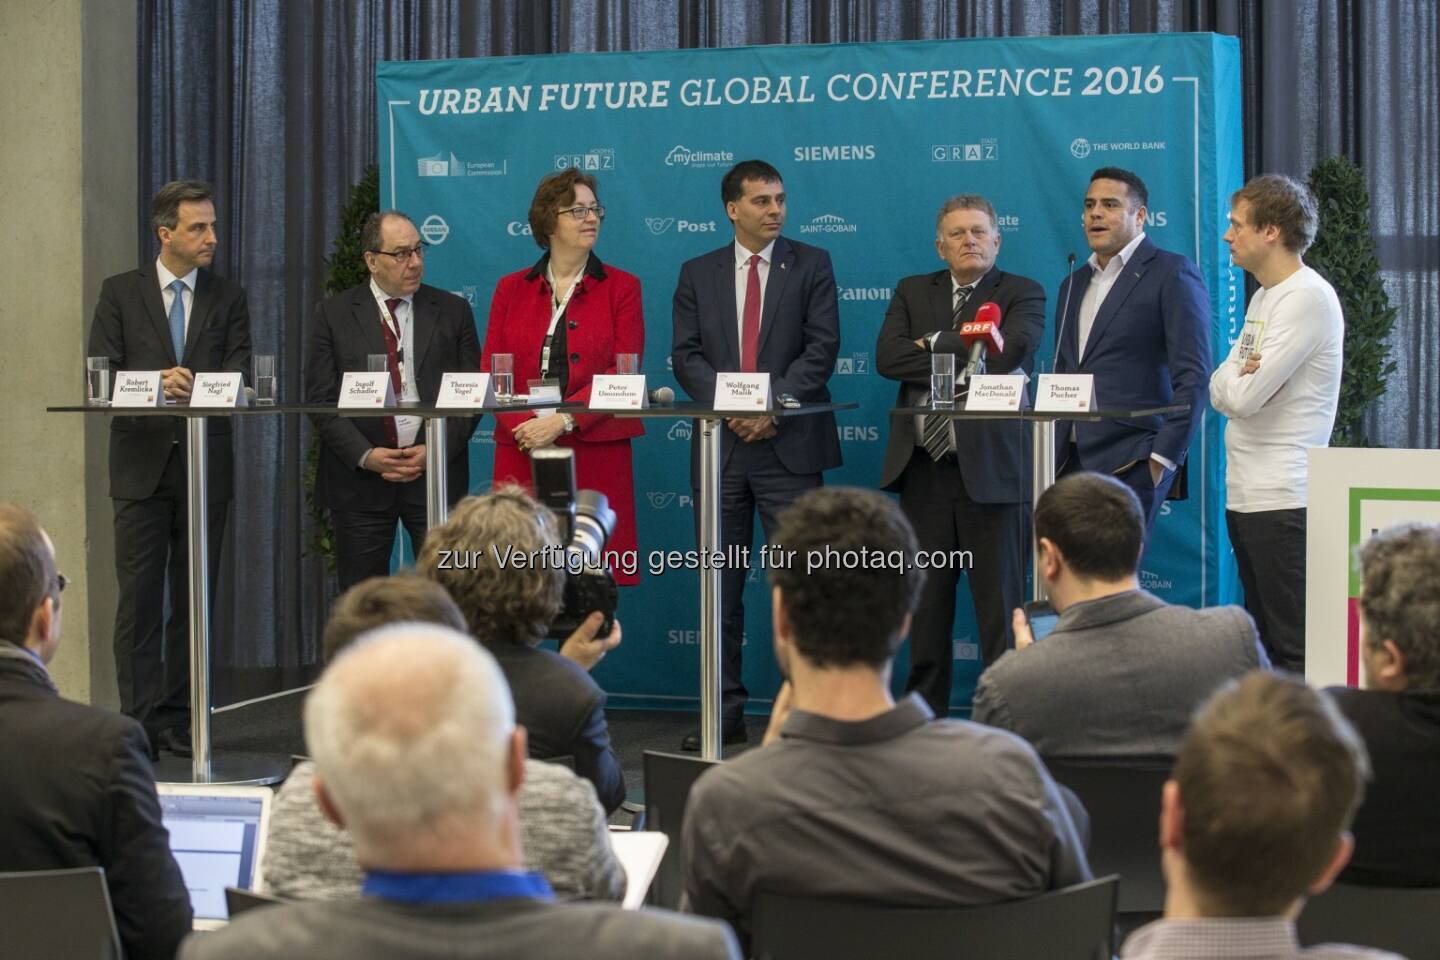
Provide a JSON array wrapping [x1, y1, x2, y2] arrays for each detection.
[[589, 374, 647, 410], [339, 371, 395, 408], [1034, 374, 1097, 413], [189, 372, 247, 408], [964, 374, 1027, 412], [111, 371, 164, 407], [713, 372, 770, 412], [435, 372, 493, 408]]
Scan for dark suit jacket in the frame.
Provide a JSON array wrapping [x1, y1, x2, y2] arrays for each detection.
[[305, 282, 481, 511], [875, 267, 1046, 500], [489, 641, 626, 815], [1329, 687, 1440, 887], [0, 651, 193, 960], [179, 896, 740, 960], [671, 236, 843, 486], [87, 264, 252, 501], [1053, 238, 1211, 473]]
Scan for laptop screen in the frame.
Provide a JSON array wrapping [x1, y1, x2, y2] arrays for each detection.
[[157, 786, 271, 923]]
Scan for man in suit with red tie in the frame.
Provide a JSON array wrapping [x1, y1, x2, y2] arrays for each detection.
[[88, 180, 252, 757], [306, 211, 480, 591], [672, 160, 842, 749], [876, 195, 1046, 715]]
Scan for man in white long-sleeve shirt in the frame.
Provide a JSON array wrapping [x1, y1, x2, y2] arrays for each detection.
[[1210, 174, 1343, 671]]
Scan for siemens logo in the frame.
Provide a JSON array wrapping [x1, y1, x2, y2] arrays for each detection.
[[1144, 211, 1169, 227], [794, 144, 875, 162], [838, 426, 880, 442]]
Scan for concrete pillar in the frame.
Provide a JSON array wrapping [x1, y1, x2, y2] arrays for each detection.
[[0, 0, 136, 706]]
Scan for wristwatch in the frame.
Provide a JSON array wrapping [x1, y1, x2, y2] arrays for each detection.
[[559, 412, 576, 434]]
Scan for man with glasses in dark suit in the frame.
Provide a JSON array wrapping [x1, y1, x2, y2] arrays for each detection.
[[305, 210, 481, 590]]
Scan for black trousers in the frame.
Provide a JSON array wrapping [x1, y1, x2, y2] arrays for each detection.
[[702, 438, 820, 726], [112, 444, 226, 740], [331, 499, 430, 592], [1227, 508, 1307, 671], [900, 453, 1029, 717]]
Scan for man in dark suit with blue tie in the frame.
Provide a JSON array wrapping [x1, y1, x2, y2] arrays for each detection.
[[88, 180, 252, 757], [671, 160, 842, 749], [1054, 167, 1211, 532]]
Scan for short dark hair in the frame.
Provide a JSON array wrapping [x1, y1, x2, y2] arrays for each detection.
[[360, 210, 417, 255], [322, 575, 468, 663], [150, 180, 214, 239], [1034, 472, 1143, 581], [0, 504, 56, 645], [1358, 523, 1440, 692], [768, 488, 924, 669], [720, 159, 783, 206], [527, 168, 599, 250], [1090, 167, 1149, 210], [1232, 174, 1319, 255], [1176, 673, 1369, 916]]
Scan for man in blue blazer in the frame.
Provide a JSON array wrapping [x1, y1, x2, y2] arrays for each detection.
[[1053, 167, 1211, 531], [672, 160, 842, 749]]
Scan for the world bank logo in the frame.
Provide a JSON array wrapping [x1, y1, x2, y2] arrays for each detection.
[[645, 217, 675, 235], [1070, 138, 1092, 159], [420, 215, 450, 245]]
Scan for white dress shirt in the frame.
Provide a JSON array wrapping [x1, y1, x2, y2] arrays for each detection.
[[156, 258, 197, 346], [733, 239, 776, 355], [369, 278, 422, 448]]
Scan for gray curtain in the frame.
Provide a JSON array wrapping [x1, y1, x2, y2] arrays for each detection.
[[138, 0, 1439, 675]]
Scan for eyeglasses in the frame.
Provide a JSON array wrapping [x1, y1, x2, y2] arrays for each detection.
[[370, 243, 428, 263], [56, 573, 68, 593], [560, 204, 605, 221]]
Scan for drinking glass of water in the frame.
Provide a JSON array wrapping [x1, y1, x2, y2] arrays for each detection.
[[253, 355, 276, 405], [930, 353, 956, 408], [86, 357, 112, 406], [491, 353, 514, 403]]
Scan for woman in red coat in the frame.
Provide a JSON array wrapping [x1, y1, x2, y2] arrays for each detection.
[[481, 168, 644, 584]]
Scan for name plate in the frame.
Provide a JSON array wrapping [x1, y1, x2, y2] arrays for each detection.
[[526, 382, 563, 403], [589, 374, 646, 410], [339, 372, 395, 408], [189, 372, 247, 408], [713, 372, 771, 412], [435, 372, 493, 408], [964, 374, 1027, 412], [1034, 374, 1097, 413], [112, 371, 164, 407]]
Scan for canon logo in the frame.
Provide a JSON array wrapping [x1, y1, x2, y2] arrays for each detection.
[[506, 221, 533, 236]]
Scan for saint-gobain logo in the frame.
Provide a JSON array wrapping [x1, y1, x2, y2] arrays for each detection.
[[1070, 138, 1092, 159], [420, 215, 449, 244], [666, 420, 692, 441], [646, 492, 676, 508], [800, 213, 858, 234], [645, 217, 675, 235]]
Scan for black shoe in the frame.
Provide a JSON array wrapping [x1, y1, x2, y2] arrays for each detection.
[[158, 727, 194, 759], [681, 723, 748, 752]]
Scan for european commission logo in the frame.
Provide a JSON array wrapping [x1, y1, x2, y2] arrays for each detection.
[[555, 148, 615, 171], [931, 140, 998, 162], [418, 151, 507, 177]]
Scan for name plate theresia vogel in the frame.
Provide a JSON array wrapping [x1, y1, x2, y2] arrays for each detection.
[[589, 374, 647, 410], [963, 374, 1027, 412], [339, 371, 395, 408], [1034, 373, 1097, 413], [189, 372, 247, 408], [435, 372, 493, 408], [111, 371, 164, 407], [713, 372, 770, 412]]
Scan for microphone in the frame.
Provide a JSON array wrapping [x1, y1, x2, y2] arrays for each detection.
[[648, 386, 675, 405], [1054, 252, 1078, 372], [959, 302, 1005, 383], [242, 387, 257, 403]]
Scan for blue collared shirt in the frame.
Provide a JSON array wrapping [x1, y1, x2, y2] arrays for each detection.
[[361, 869, 553, 904]]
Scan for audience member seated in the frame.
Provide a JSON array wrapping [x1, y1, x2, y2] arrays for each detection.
[[419, 488, 626, 813], [181, 625, 738, 960], [1121, 672, 1399, 958], [1329, 523, 1440, 887], [681, 487, 1092, 949], [263, 575, 624, 901], [0, 504, 192, 960], [972, 471, 1268, 756]]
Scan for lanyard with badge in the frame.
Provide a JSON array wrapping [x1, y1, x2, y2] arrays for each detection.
[[1236, 317, 1266, 364], [539, 264, 581, 379], [380, 299, 406, 381]]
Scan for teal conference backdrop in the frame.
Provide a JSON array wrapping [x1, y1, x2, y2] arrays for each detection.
[[377, 33, 1243, 714]]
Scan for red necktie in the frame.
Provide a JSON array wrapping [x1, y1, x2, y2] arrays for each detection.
[[741, 254, 761, 372], [380, 298, 403, 447]]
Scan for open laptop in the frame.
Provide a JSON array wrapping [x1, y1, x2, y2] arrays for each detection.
[[156, 784, 272, 929]]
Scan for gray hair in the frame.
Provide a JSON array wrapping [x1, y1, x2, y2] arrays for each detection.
[[935, 194, 997, 234], [1359, 523, 1440, 692], [360, 210, 417, 253], [303, 624, 515, 854]]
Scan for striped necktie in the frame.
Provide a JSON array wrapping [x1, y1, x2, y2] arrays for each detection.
[[920, 285, 974, 461]]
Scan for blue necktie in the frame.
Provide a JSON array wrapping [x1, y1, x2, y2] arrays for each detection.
[[168, 279, 187, 361]]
